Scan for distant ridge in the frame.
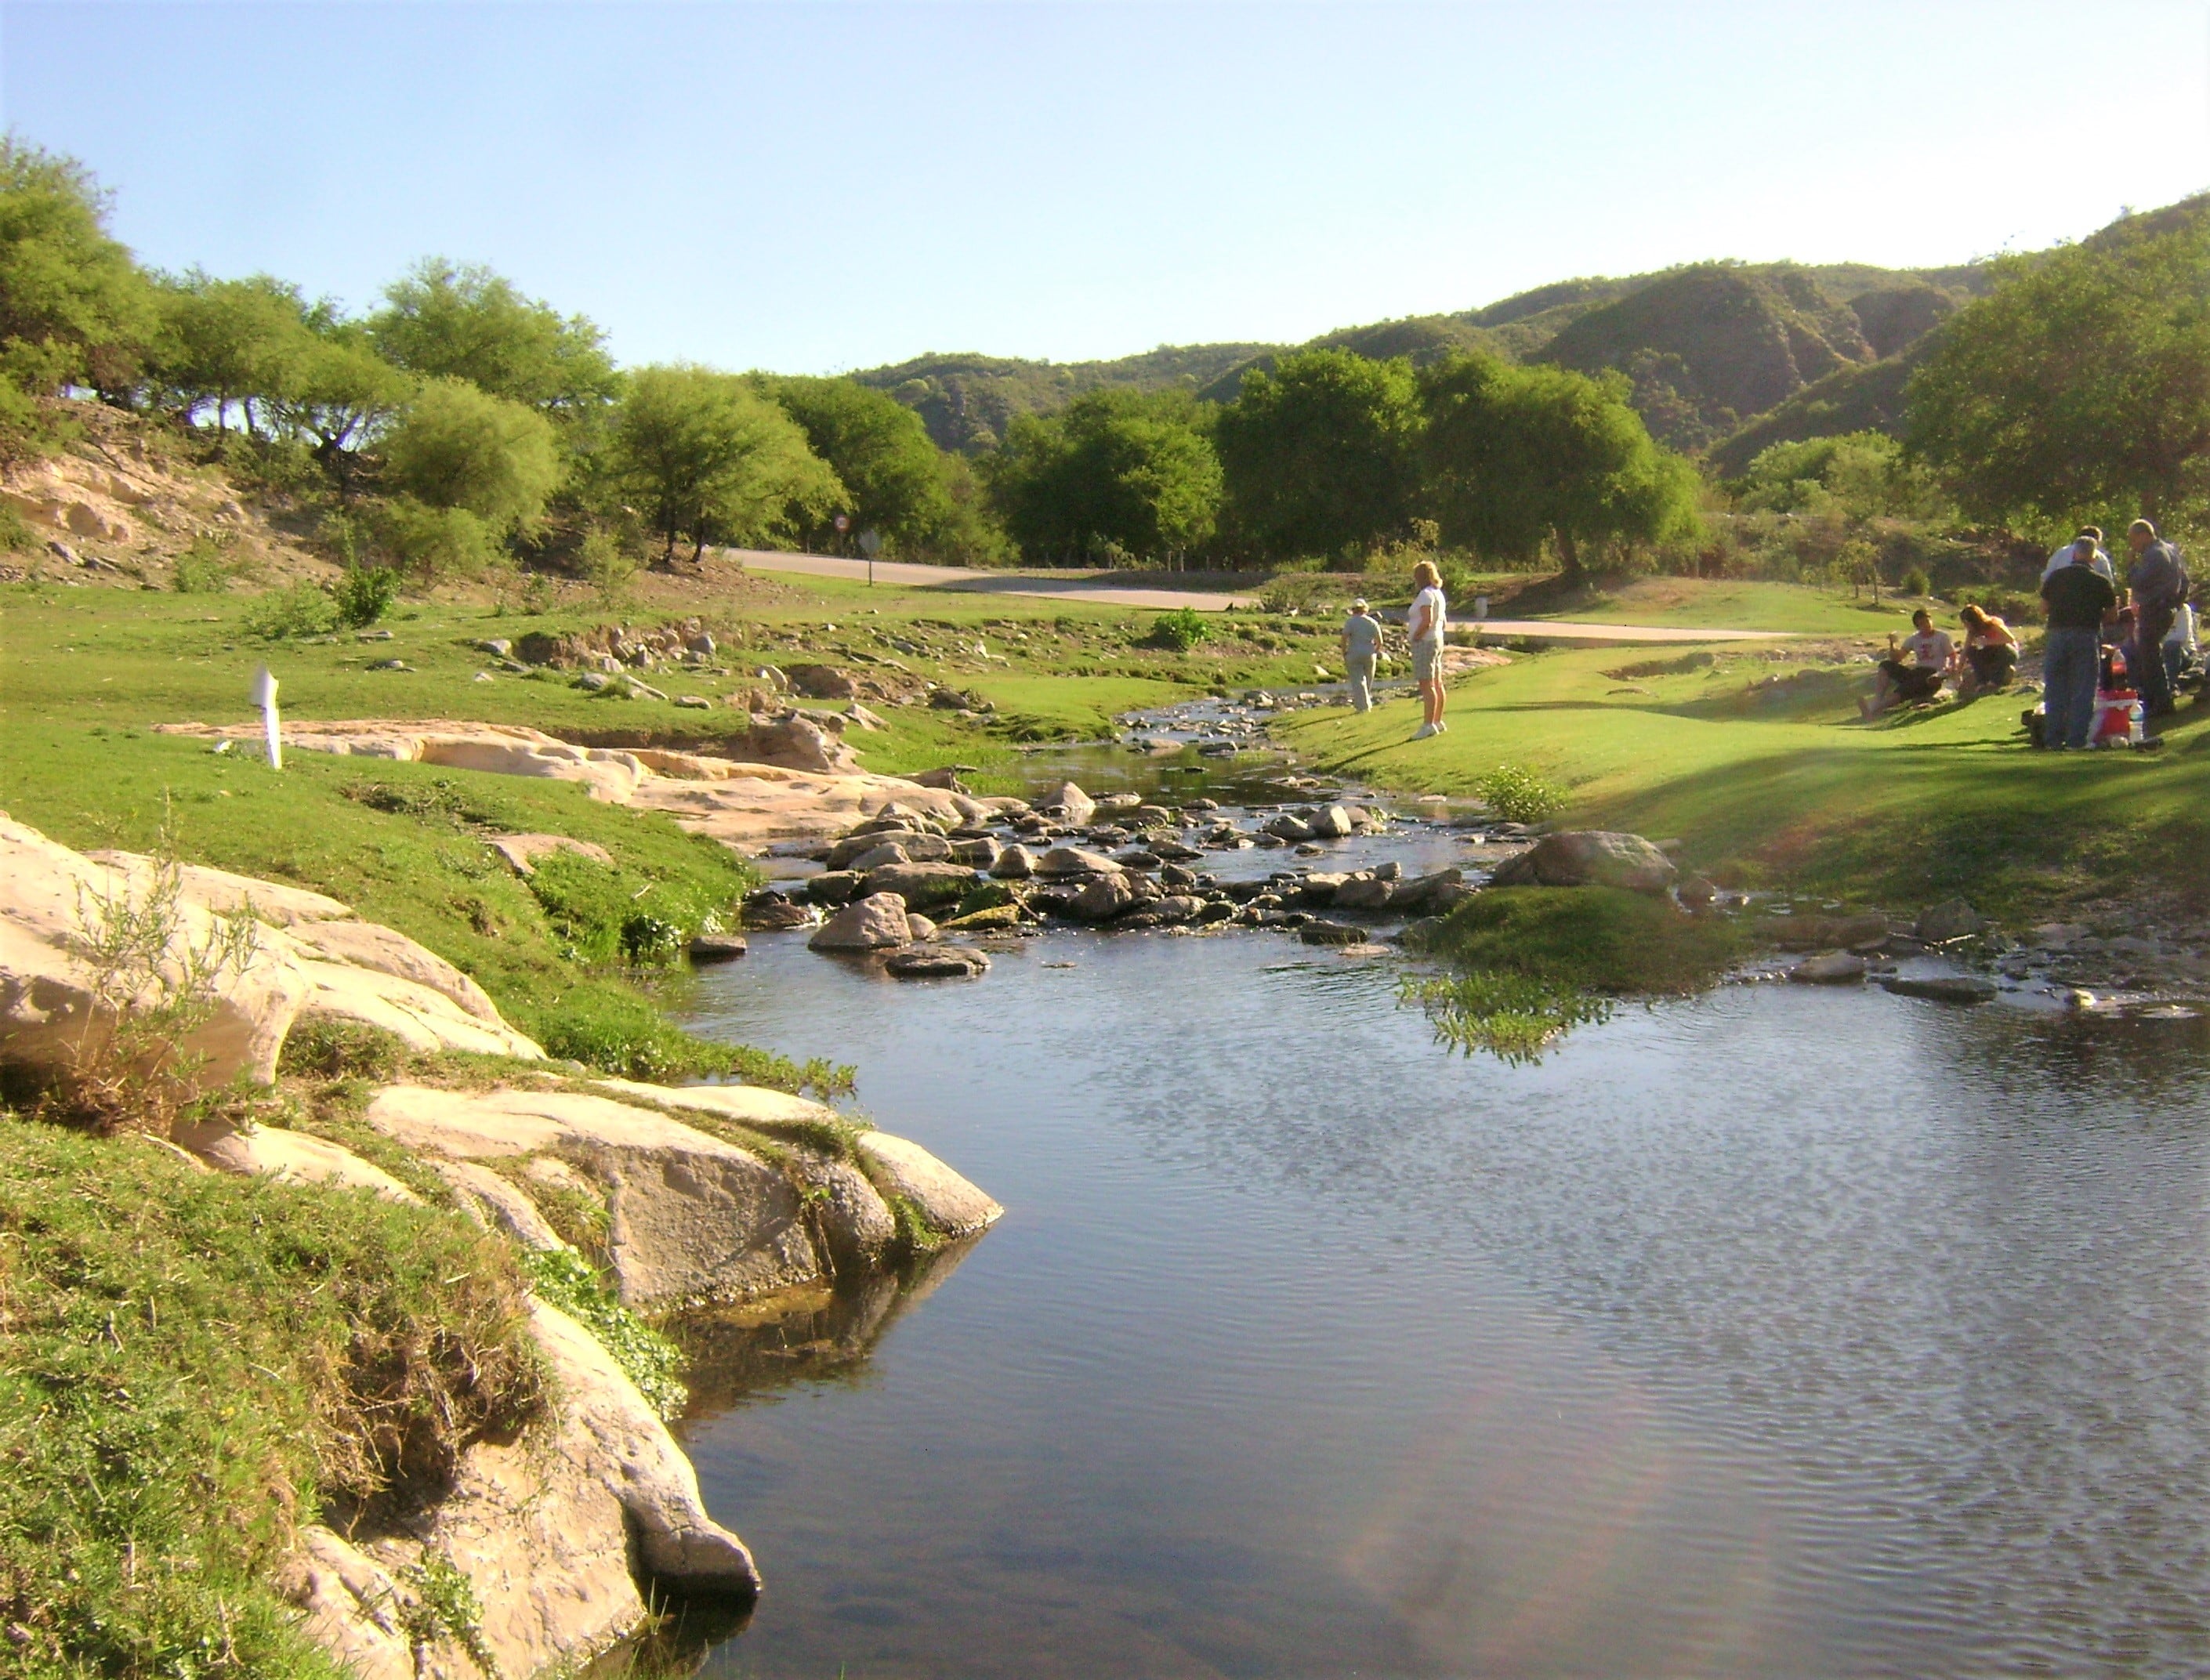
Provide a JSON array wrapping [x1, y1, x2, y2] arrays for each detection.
[[850, 198, 2202, 463]]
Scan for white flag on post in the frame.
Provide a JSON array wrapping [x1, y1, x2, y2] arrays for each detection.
[[251, 664, 282, 769]]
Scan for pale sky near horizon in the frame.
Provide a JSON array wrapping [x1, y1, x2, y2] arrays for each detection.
[[4, 2, 2208, 375]]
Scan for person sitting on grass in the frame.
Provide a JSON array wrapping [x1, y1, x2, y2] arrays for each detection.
[[1408, 560, 1449, 740], [2164, 598, 2200, 694], [1862, 608, 1955, 718], [1957, 603, 2019, 695]]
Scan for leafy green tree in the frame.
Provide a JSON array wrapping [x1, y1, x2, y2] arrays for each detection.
[[1213, 348, 1422, 562], [753, 373, 955, 553], [1734, 432, 1947, 522], [1906, 216, 2210, 524], [0, 139, 158, 437], [382, 376, 561, 533], [371, 259, 618, 421], [150, 270, 313, 436], [1419, 353, 1701, 576], [259, 321, 411, 475], [612, 364, 839, 565], [987, 389, 1222, 565]]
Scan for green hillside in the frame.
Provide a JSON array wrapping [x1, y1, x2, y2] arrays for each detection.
[[853, 258, 1986, 460], [850, 342, 1276, 452]]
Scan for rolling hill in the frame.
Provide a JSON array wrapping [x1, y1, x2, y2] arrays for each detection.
[[852, 204, 2210, 463]]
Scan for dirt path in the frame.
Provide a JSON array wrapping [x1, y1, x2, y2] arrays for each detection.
[[724, 550, 1799, 642]]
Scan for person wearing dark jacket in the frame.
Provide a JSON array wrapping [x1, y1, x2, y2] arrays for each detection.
[[2040, 545, 2118, 748], [2125, 519, 2186, 719]]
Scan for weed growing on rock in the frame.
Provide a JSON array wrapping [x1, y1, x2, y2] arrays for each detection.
[[47, 854, 263, 1134], [521, 1247, 687, 1419], [396, 1548, 496, 1674]]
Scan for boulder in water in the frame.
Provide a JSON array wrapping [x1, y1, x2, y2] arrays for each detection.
[[1488, 831, 1676, 893], [809, 892, 912, 951]]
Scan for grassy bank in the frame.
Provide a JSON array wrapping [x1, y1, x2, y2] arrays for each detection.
[[0, 1113, 542, 1677], [1288, 635, 2210, 925]]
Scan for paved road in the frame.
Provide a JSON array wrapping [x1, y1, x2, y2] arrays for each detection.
[[726, 549, 1799, 641]]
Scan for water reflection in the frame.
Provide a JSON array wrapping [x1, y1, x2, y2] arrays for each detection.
[[674, 905, 2210, 1678]]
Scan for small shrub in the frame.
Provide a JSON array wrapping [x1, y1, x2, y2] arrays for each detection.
[[379, 497, 504, 582], [1144, 606, 1210, 650], [520, 1247, 687, 1418], [619, 912, 685, 965], [245, 581, 339, 639], [277, 1017, 408, 1083], [0, 498, 37, 554], [170, 533, 236, 594], [333, 563, 400, 628], [1474, 763, 1567, 824], [1900, 565, 1932, 598], [578, 523, 637, 604]]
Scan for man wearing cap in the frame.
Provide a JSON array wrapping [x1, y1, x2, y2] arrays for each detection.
[[1340, 599, 1382, 713]]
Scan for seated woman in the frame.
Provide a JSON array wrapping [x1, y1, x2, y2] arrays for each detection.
[[1958, 603, 2019, 694], [1862, 609, 1956, 718]]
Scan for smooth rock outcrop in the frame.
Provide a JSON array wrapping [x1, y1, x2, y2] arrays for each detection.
[[1880, 972, 1997, 1004], [1488, 831, 1678, 893], [1788, 952, 1868, 984], [487, 833, 615, 876], [1916, 900, 1986, 943], [886, 944, 991, 978], [857, 1131, 1004, 1238], [173, 1117, 418, 1200], [362, 1085, 821, 1307], [1034, 845, 1122, 878]]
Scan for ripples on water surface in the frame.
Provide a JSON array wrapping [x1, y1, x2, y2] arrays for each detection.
[[674, 925, 2210, 1678]]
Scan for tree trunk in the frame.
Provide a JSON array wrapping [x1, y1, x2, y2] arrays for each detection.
[[1554, 527, 1581, 579]]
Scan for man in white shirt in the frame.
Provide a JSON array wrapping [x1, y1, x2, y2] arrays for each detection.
[[1861, 608, 1955, 719], [1340, 599, 1383, 712], [1408, 560, 1448, 739], [2041, 528, 2114, 582]]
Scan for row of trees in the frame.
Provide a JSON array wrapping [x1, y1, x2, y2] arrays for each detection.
[[989, 349, 1702, 577], [6, 131, 2202, 581], [0, 139, 996, 575]]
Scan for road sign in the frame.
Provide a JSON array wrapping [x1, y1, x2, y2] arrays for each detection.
[[859, 527, 880, 585], [833, 513, 850, 533]]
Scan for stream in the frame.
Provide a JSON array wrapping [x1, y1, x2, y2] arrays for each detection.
[[660, 724, 2210, 1678]]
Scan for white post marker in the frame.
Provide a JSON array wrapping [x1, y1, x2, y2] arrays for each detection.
[[251, 664, 282, 769], [859, 526, 881, 586]]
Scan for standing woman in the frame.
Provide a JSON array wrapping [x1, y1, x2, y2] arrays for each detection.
[[1409, 560, 1449, 739]]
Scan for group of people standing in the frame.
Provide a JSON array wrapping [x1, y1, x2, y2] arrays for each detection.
[[1339, 560, 1453, 739], [1860, 519, 2195, 747], [2037, 520, 2193, 749]]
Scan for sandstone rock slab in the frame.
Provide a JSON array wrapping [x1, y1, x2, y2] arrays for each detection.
[[1488, 831, 1677, 893]]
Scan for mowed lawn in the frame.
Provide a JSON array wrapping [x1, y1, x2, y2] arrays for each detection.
[[1289, 642, 2210, 919], [1536, 577, 1936, 636]]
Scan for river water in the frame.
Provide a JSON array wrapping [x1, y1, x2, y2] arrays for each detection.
[[665, 747, 2210, 1679]]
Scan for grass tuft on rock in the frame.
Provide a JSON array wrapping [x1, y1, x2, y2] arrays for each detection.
[[0, 1112, 544, 1677], [519, 1247, 687, 1420]]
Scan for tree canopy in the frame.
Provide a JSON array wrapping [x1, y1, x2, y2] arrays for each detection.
[[382, 377, 560, 533], [370, 259, 619, 422], [1906, 217, 2210, 527], [1212, 348, 1422, 563], [0, 138, 156, 435], [754, 373, 955, 555], [151, 272, 315, 436], [987, 389, 1222, 565], [1420, 353, 1701, 574], [612, 364, 839, 564]]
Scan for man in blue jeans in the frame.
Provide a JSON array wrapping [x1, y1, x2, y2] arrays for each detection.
[[2039, 543, 2117, 748]]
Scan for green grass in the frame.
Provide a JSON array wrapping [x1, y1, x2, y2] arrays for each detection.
[[1289, 643, 2210, 924], [1536, 577, 1928, 635], [0, 1112, 542, 1678]]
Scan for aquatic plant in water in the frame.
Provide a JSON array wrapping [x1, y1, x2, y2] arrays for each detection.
[[1400, 969, 1613, 1065]]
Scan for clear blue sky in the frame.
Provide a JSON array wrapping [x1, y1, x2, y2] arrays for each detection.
[[5, 2, 2206, 375]]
